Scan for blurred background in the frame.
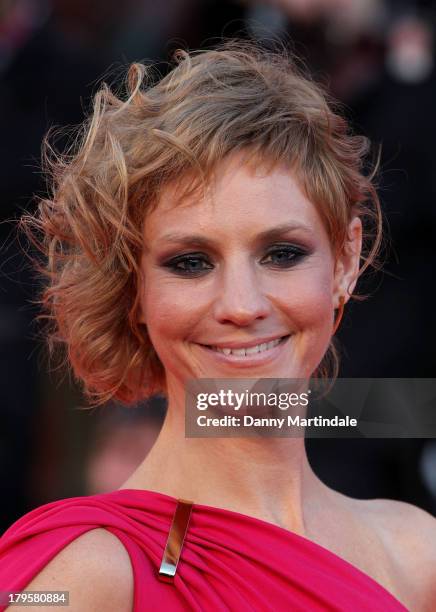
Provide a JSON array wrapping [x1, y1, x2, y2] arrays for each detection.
[[1, 0, 436, 533]]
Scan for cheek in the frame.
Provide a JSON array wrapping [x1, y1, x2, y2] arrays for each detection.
[[293, 284, 333, 328], [277, 266, 334, 373], [141, 278, 200, 348], [276, 264, 334, 329]]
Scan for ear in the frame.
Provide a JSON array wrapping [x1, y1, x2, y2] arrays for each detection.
[[333, 216, 362, 306]]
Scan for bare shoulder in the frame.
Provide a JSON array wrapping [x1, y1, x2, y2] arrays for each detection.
[[361, 497, 436, 562], [357, 497, 436, 610], [7, 528, 134, 612]]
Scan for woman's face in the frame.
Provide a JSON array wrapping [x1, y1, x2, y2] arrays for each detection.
[[139, 154, 361, 393]]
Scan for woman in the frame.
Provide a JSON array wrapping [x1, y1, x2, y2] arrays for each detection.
[[1, 40, 435, 611]]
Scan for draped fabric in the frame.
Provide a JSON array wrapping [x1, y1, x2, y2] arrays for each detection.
[[0, 489, 407, 611]]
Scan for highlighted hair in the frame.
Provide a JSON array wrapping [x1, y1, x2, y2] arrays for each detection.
[[19, 40, 382, 407]]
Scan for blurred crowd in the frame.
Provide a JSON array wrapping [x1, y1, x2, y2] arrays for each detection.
[[1, 0, 436, 532]]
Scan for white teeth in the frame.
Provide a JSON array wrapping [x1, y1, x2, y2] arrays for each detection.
[[213, 337, 285, 356]]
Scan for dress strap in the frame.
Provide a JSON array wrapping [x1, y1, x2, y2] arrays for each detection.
[[158, 498, 193, 583]]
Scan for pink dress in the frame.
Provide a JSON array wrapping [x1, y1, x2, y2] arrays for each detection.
[[0, 489, 407, 611]]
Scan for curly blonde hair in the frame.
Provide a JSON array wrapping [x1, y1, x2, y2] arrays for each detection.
[[19, 39, 382, 407]]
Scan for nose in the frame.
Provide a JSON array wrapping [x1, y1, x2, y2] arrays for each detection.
[[212, 258, 271, 326]]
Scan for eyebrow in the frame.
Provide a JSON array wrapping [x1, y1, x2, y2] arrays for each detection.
[[157, 223, 313, 249]]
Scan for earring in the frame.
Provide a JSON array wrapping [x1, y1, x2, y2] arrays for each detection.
[[332, 295, 345, 335]]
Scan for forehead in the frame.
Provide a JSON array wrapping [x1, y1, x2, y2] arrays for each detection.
[[143, 156, 327, 243]]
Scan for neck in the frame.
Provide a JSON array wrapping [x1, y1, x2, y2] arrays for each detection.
[[121, 388, 330, 536]]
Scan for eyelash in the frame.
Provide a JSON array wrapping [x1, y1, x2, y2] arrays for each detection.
[[163, 244, 309, 277]]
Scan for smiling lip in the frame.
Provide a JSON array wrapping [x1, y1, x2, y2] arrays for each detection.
[[199, 334, 290, 350], [195, 334, 291, 366]]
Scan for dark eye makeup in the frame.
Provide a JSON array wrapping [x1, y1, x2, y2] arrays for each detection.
[[164, 252, 214, 276], [260, 243, 308, 268], [161, 243, 310, 277]]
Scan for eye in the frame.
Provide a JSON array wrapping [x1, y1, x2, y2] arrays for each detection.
[[165, 253, 214, 276], [261, 244, 307, 268]]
